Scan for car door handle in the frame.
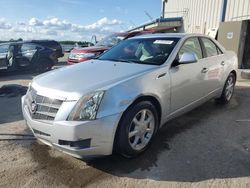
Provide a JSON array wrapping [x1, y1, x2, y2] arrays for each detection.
[[221, 61, 225, 66], [157, 73, 167, 79], [201, 68, 208, 73]]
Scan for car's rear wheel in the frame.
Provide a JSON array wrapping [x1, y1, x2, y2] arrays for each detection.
[[35, 58, 53, 73], [116, 101, 159, 158], [216, 73, 236, 104]]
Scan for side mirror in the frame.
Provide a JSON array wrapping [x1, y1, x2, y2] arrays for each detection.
[[179, 52, 198, 64]]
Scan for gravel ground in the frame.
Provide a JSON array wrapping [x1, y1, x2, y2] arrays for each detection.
[[0, 69, 250, 188]]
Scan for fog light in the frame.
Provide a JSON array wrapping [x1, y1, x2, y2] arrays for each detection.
[[58, 139, 91, 149]]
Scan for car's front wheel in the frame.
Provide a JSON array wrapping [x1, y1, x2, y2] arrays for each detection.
[[116, 101, 159, 158]]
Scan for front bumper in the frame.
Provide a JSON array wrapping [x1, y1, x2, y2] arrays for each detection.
[[21, 96, 122, 158]]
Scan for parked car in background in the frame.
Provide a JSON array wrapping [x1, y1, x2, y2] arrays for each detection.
[[0, 40, 63, 72], [67, 30, 155, 64], [22, 33, 237, 158]]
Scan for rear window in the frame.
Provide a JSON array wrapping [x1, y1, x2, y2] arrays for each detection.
[[32, 40, 63, 57], [32, 41, 61, 51]]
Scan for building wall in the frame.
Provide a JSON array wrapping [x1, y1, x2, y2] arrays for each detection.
[[164, 0, 250, 34]]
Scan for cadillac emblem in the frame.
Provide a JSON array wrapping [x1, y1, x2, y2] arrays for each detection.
[[31, 101, 38, 114]]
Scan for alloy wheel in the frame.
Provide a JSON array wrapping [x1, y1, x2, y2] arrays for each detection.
[[225, 76, 235, 101], [128, 109, 155, 151]]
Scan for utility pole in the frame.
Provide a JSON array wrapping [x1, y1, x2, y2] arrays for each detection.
[[220, 0, 228, 22], [162, 0, 168, 18]]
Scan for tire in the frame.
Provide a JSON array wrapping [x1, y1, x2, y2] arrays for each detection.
[[116, 101, 159, 158], [216, 73, 236, 104], [35, 58, 53, 73]]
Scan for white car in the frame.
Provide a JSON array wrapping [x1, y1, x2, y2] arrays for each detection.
[[22, 33, 238, 158]]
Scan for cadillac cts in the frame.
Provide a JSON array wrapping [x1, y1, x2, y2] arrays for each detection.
[[22, 34, 237, 158]]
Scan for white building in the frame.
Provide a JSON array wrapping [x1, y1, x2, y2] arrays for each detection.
[[163, 0, 250, 34]]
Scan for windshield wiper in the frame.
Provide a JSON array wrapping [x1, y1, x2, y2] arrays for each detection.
[[117, 59, 136, 63], [101, 58, 122, 62], [100, 58, 146, 64], [119, 59, 159, 65], [100, 58, 130, 63]]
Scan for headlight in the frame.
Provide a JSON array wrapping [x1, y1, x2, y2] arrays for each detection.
[[76, 53, 96, 59], [69, 52, 96, 60], [68, 91, 104, 121]]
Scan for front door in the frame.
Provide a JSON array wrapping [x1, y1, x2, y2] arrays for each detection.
[[169, 37, 205, 113], [0, 44, 9, 69]]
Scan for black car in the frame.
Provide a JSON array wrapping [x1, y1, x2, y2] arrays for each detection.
[[0, 40, 63, 72]]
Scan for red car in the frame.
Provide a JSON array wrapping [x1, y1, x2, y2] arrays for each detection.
[[67, 31, 154, 64]]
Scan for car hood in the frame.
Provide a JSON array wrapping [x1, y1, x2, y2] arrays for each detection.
[[71, 46, 109, 53], [32, 60, 157, 101]]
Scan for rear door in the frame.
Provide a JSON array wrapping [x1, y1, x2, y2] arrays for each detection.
[[169, 37, 205, 113], [199, 37, 225, 93], [15, 43, 38, 68]]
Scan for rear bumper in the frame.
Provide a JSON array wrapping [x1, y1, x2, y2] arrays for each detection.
[[22, 96, 122, 158]]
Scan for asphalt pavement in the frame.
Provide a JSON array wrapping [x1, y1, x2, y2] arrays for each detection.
[[0, 67, 249, 187]]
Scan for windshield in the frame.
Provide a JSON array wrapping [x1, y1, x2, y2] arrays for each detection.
[[96, 34, 125, 47], [99, 37, 179, 65]]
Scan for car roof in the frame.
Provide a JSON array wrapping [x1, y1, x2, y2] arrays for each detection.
[[0, 40, 61, 49], [0, 42, 10, 45], [0, 40, 58, 45], [130, 33, 206, 39]]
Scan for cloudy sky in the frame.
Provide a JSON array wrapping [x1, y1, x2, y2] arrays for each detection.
[[0, 0, 161, 41]]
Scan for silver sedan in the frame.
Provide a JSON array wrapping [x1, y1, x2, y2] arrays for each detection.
[[22, 33, 238, 158]]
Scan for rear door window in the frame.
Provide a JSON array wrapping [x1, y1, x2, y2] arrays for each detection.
[[19, 43, 38, 57], [201, 38, 221, 57]]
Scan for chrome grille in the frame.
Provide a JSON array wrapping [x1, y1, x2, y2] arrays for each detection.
[[26, 87, 63, 121]]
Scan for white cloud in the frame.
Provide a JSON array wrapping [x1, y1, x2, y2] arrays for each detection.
[[16, 21, 26, 26], [29, 18, 43, 26], [44, 18, 72, 30], [0, 18, 12, 29], [40, 29, 58, 36], [85, 17, 122, 30], [0, 17, 123, 41]]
